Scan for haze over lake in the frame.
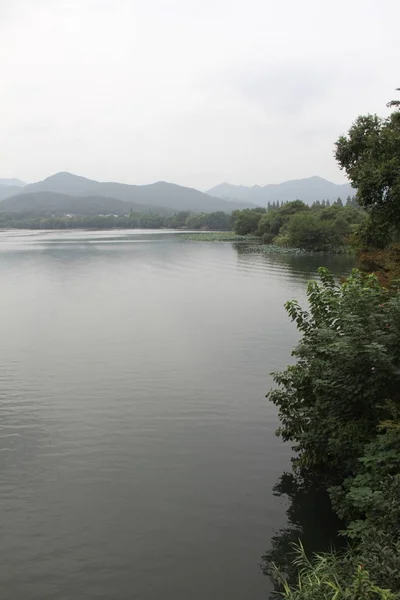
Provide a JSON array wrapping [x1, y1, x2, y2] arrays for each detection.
[[0, 230, 355, 599]]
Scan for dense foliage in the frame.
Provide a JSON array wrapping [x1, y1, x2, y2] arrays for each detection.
[[0, 210, 232, 231], [1, 202, 364, 254], [1, 193, 363, 254], [232, 199, 364, 251], [266, 269, 400, 598], [335, 106, 400, 238], [269, 543, 396, 600], [265, 93, 400, 599], [335, 91, 400, 281], [269, 269, 400, 480]]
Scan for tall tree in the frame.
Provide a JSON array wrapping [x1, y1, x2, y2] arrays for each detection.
[[335, 92, 400, 227]]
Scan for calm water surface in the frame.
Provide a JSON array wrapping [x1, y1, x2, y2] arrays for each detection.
[[0, 230, 355, 600]]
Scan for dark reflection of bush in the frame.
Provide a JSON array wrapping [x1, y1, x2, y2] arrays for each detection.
[[262, 471, 344, 592], [233, 243, 357, 280], [232, 242, 261, 253]]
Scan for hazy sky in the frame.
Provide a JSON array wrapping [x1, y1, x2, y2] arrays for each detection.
[[1, 0, 398, 190]]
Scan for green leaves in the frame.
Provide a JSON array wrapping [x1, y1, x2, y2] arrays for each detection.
[[268, 543, 397, 600], [268, 268, 400, 596], [330, 422, 400, 540], [268, 92, 400, 600], [335, 103, 400, 233], [268, 269, 400, 479], [232, 207, 265, 235], [234, 201, 365, 251]]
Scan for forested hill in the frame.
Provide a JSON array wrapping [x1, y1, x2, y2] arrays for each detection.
[[0, 184, 25, 201], [0, 191, 170, 216]]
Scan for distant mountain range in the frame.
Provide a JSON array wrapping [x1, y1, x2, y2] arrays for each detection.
[[0, 172, 355, 216], [207, 176, 355, 206], [0, 178, 26, 187], [0, 191, 170, 216], [0, 185, 32, 201], [0, 172, 252, 215]]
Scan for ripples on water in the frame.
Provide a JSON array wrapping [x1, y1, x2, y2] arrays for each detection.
[[0, 230, 355, 600]]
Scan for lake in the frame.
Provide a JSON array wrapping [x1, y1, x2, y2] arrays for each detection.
[[0, 230, 355, 600]]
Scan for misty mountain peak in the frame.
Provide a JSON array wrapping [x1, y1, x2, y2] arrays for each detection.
[[41, 171, 98, 184], [0, 178, 26, 187], [207, 176, 354, 205], [0, 171, 254, 212]]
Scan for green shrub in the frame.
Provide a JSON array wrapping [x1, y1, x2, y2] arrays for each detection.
[[268, 268, 400, 482], [269, 543, 397, 600]]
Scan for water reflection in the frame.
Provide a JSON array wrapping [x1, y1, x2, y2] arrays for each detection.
[[0, 230, 353, 600], [261, 471, 343, 594], [234, 244, 356, 283]]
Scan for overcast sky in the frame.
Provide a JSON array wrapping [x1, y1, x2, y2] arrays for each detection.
[[1, 0, 398, 190]]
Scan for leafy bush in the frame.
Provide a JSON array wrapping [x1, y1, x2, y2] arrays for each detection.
[[267, 93, 400, 599], [266, 267, 400, 598], [261, 231, 276, 244], [233, 200, 364, 251], [232, 208, 265, 235], [330, 420, 400, 536], [267, 268, 400, 482], [269, 543, 397, 600]]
